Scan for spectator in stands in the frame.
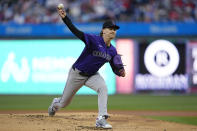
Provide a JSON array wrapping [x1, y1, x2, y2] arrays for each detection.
[[0, 0, 197, 24]]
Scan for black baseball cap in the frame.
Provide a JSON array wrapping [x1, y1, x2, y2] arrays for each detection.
[[102, 20, 120, 30]]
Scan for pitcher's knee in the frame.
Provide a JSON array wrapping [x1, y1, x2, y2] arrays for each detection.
[[97, 84, 108, 94]]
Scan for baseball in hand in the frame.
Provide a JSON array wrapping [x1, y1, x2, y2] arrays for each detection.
[[58, 3, 64, 9]]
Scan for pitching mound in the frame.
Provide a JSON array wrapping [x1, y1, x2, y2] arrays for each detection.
[[0, 112, 197, 131]]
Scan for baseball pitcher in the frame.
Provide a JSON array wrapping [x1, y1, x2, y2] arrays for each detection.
[[48, 4, 126, 129]]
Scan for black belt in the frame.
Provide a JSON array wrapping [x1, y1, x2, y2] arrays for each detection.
[[72, 66, 93, 77]]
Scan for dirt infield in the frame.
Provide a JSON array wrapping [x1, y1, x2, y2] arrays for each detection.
[[0, 111, 197, 131]]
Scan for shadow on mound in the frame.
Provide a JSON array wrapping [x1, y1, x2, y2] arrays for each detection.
[[77, 126, 112, 130]]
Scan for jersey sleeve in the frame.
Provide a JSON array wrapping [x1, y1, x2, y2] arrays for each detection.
[[109, 49, 117, 68], [109, 48, 124, 76]]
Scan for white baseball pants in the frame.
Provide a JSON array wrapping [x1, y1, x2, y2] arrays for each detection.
[[53, 67, 108, 116]]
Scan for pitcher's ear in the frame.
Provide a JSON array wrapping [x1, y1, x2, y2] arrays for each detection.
[[100, 30, 103, 36]]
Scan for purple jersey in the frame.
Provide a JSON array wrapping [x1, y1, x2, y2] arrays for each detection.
[[73, 33, 117, 75]]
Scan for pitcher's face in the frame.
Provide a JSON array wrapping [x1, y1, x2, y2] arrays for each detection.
[[102, 28, 117, 39]]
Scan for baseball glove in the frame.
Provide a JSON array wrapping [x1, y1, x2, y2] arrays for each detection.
[[110, 54, 125, 76]]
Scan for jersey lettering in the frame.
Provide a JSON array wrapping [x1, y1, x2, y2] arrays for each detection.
[[92, 51, 112, 61]]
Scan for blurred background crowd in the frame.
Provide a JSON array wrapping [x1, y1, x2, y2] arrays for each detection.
[[0, 0, 197, 24]]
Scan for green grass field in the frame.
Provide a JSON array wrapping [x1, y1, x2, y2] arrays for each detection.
[[147, 116, 197, 126], [0, 95, 197, 125]]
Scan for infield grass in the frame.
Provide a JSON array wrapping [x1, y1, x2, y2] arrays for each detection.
[[147, 116, 197, 126], [0, 94, 197, 111]]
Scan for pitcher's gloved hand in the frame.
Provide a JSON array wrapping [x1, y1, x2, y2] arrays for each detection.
[[119, 68, 126, 77]]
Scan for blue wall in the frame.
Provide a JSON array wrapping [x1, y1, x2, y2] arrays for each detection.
[[0, 22, 197, 37]]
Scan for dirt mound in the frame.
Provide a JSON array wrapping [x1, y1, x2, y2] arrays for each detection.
[[0, 112, 197, 131]]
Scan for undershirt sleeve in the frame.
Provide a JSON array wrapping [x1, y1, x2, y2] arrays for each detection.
[[62, 16, 85, 42]]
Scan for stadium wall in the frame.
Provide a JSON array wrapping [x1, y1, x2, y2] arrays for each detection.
[[0, 23, 197, 94], [0, 23, 197, 38]]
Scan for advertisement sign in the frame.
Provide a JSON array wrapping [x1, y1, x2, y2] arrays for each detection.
[[116, 39, 135, 94], [135, 39, 187, 90], [188, 41, 197, 88], [1, 23, 197, 37], [0, 40, 115, 94]]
